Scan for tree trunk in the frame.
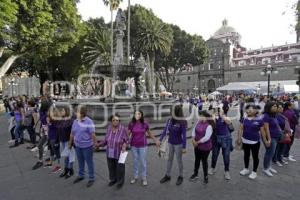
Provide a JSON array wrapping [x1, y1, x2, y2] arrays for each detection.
[[0, 47, 4, 58], [110, 9, 114, 65], [0, 55, 20, 77]]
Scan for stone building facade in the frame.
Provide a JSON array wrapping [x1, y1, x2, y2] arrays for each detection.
[[173, 19, 300, 95]]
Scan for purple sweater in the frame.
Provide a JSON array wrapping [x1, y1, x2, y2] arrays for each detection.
[[160, 119, 187, 149]]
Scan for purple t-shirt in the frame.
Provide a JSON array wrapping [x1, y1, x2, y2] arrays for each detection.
[[71, 117, 95, 148], [128, 121, 149, 148], [242, 118, 264, 141], [216, 117, 230, 136], [263, 113, 281, 139]]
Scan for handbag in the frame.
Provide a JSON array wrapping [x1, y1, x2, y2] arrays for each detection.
[[279, 131, 292, 144], [158, 119, 171, 160]]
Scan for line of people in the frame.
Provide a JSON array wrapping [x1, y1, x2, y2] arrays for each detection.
[[6, 96, 299, 189]]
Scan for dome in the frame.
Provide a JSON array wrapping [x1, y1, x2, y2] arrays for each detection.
[[212, 19, 241, 44]]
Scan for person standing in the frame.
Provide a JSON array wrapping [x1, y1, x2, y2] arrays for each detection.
[[282, 102, 298, 162], [237, 104, 265, 180], [70, 105, 96, 187], [189, 111, 214, 184], [159, 105, 187, 186], [222, 97, 229, 116], [58, 107, 75, 178], [128, 110, 160, 186], [208, 108, 232, 180], [10, 101, 25, 148], [23, 100, 38, 149], [262, 102, 281, 177], [99, 114, 129, 188]]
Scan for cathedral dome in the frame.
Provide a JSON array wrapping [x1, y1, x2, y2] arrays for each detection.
[[212, 19, 241, 44]]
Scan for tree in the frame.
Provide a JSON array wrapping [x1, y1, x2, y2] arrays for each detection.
[[82, 19, 111, 67], [102, 0, 123, 64], [296, 0, 300, 42], [0, 0, 18, 57]]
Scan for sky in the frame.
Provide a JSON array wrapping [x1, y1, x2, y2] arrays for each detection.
[[77, 0, 297, 50]]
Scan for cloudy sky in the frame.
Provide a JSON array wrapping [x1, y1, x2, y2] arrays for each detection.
[[77, 0, 297, 50]]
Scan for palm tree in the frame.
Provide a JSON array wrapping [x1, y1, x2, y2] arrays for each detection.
[[82, 24, 111, 67], [102, 0, 123, 64], [137, 19, 173, 94]]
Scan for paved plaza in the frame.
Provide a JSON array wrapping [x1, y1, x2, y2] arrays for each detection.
[[0, 109, 300, 200]]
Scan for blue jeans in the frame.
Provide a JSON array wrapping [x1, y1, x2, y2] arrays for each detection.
[[263, 138, 278, 170], [131, 146, 147, 178], [14, 121, 24, 143], [75, 146, 95, 181], [211, 135, 232, 171], [273, 142, 284, 162], [61, 142, 73, 169]]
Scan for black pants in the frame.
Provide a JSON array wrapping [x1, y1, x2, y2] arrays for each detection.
[[193, 148, 210, 178], [38, 135, 48, 161], [243, 142, 260, 172], [24, 126, 36, 144], [49, 139, 60, 161], [107, 157, 125, 185]]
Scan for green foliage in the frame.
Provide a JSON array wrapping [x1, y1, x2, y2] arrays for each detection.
[[0, 0, 18, 47], [103, 0, 123, 10], [82, 19, 111, 67]]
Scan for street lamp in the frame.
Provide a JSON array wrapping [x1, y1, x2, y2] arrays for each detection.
[[260, 64, 278, 98]]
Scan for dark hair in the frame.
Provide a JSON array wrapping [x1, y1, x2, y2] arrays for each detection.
[[28, 100, 35, 107], [284, 102, 292, 111], [199, 110, 211, 118], [77, 105, 87, 117], [171, 105, 184, 123], [264, 101, 277, 117], [245, 104, 261, 110], [109, 113, 121, 122], [131, 110, 144, 124], [40, 99, 51, 112]]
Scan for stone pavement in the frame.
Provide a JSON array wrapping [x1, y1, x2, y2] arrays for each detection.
[[0, 111, 300, 200]]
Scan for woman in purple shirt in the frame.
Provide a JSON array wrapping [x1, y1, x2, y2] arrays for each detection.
[[70, 105, 96, 188], [190, 111, 214, 184], [262, 102, 281, 177], [128, 110, 160, 186], [237, 104, 266, 180], [99, 113, 129, 189], [209, 107, 232, 180], [159, 105, 187, 186], [10, 101, 25, 148]]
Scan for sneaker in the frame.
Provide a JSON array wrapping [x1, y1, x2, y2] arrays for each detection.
[[288, 156, 296, 162], [263, 169, 273, 177], [142, 178, 148, 186], [189, 174, 198, 182], [248, 172, 257, 180], [86, 180, 95, 188], [176, 176, 183, 186], [224, 171, 231, 180], [130, 178, 138, 184], [160, 175, 171, 184], [108, 180, 117, 187], [240, 168, 250, 176], [269, 167, 278, 174], [51, 166, 62, 173], [208, 168, 216, 175], [73, 177, 84, 184], [282, 160, 288, 165], [32, 161, 43, 170], [282, 157, 288, 161], [275, 161, 283, 167], [203, 176, 208, 184], [30, 146, 39, 152], [59, 168, 69, 178]]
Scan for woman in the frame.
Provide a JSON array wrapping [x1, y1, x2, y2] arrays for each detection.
[[237, 104, 265, 180], [273, 102, 291, 166], [24, 100, 38, 149], [32, 97, 51, 170], [159, 105, 187, 186], [128, 110, 160, 186], [262, 102, 281, 177], [58, 107, 75, 178], [70, 105, 96, 187], [282, 102, 298, 162], [208, 107, 232, 180], [99, 114, 128, 188], [189, 111, 214, 184], [10, 101, 25, 148]]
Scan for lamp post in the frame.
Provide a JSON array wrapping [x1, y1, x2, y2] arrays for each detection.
[[260, 64, 278, 98]]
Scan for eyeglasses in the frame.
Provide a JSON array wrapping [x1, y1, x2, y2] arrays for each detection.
[[112, 119, 120, 122]]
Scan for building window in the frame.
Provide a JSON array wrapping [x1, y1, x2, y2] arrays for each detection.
[[209, 63, 214, 70], [187, 76, 191, 80], [237, 73, 241, 78]]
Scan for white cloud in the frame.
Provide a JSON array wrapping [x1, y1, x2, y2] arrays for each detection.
[[77, 0, 296, 49]]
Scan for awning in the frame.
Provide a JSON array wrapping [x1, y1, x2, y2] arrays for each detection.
[[217, 83, 256, 91], [284, 85, 299, 93]]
